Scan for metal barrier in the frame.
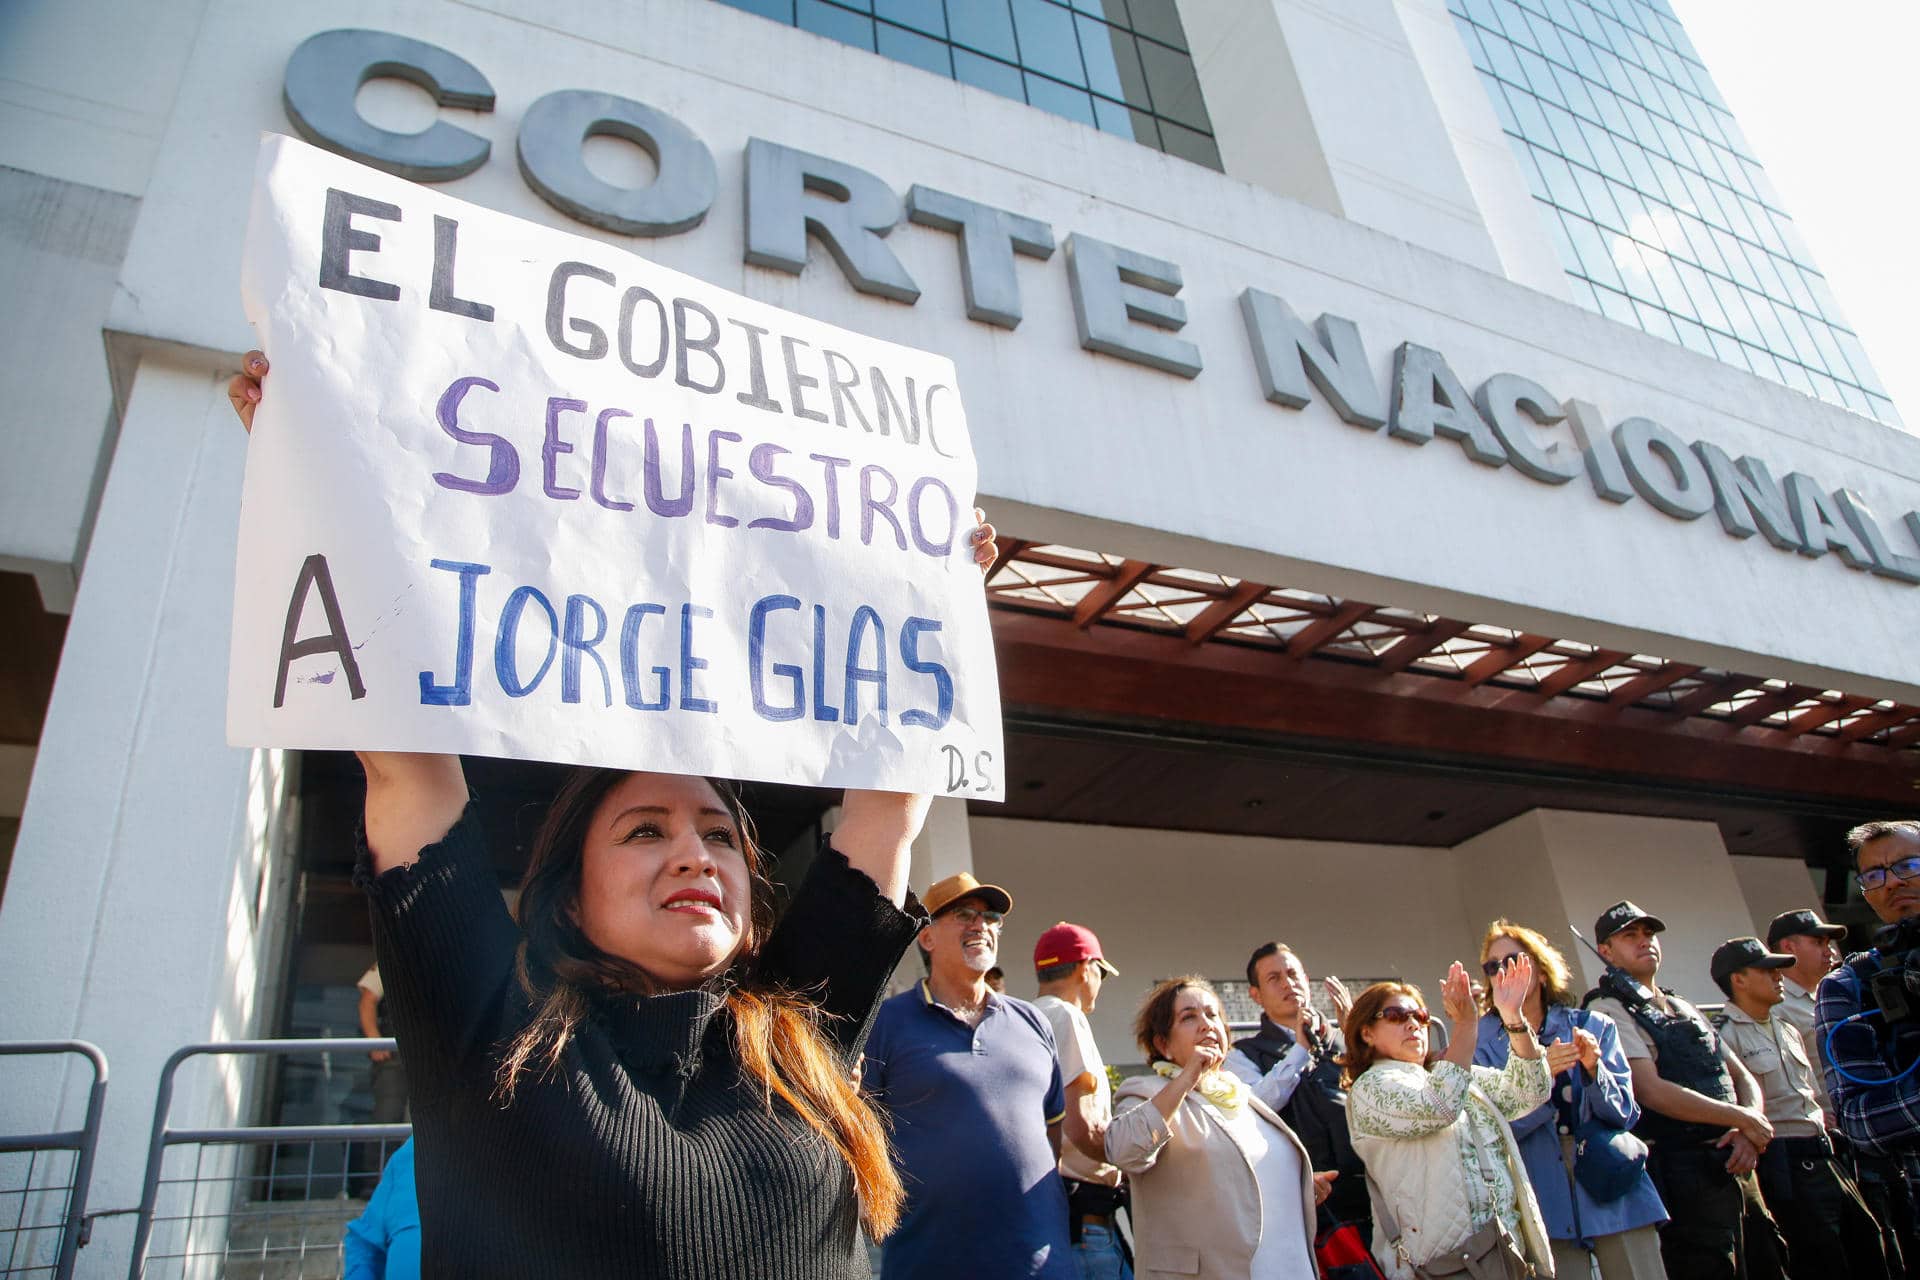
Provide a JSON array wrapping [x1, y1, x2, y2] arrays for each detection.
[[128, 1039, 409, 1280], [1, 1042, 108, 1280]]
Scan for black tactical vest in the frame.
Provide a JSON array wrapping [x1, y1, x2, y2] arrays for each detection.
[[1583, 985, 1734, 1145]]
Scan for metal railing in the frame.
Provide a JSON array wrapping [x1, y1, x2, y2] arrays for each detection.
[[1, 1041, 108, 1280], [128, 1039, 409, 1280]]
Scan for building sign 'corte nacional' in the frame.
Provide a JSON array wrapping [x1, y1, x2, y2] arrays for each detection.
[[286, 28, 1920, 590]]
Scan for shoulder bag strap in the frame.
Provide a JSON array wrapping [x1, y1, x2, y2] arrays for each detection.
[[1366, 1170, 1414, 1269]]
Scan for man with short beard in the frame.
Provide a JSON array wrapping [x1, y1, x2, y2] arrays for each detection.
[[863, 873, 1073, 1279], [1224, 943, 1370, 1244], [1815, 821, 1920, 1280]]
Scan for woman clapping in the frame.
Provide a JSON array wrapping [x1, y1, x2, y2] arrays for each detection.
[[1345, 959, 1556, 1279]]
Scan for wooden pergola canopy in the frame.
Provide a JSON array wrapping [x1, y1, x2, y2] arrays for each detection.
[[985, 541, 1920, 823]]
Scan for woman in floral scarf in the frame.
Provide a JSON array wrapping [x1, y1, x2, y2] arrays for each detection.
[[1344, 963, 1555, 1279], [1106, 977, 1330, 1279]]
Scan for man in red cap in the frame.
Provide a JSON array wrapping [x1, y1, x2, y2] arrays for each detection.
[[1032, 922, 1129, 1279]]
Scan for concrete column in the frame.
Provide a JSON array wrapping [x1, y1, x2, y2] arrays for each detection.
[[1729, 855, 1824, 937], [909, 796, 976, 891], [1453, 808, 1763, 1005], [1393, 0, 1572, 299], [879, 797, 977, 993], [0, 353, 298, 1273], [1179, 0, 1569, 298]]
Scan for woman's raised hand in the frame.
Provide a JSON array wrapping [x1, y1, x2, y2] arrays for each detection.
[[969, 508, 997, 574], [1440, 962, 1476, 1024], [1489, 953, 1534, 1021], [1181, 1041, 1225, 1081], [227, 350, 268, 432]]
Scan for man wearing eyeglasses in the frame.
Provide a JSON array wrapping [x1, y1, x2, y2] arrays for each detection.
[[1584, 901, 1786, 1280], [863, 872, 1075, 1279], [1814, 820, 1920, 1277]]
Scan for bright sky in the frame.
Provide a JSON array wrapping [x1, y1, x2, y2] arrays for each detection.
[[1670, 0, 1919, 430]]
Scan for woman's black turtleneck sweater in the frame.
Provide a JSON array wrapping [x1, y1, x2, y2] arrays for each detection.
[[354, 804, 923, 1279]]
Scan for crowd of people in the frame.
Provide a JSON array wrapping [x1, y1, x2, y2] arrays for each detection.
[[861, 822, 1920, 1280], [227, 357, 1919, 1280]]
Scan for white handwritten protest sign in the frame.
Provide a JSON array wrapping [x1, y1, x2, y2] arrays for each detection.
[[230, 135, 1003, 799]]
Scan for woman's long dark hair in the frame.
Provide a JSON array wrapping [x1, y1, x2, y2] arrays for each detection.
[[496, 767, 904, 1236]]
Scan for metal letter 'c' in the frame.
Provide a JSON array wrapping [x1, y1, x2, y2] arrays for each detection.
[[283, 29, 495, 182]]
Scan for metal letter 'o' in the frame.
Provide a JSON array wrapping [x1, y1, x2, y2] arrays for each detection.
[[283, 29, 495, 182], [517, 91, 717, 237], [1612, 416, 1714, 520]]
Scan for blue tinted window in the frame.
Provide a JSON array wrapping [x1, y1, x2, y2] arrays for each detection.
[[1024, 72, 1096, 125], [713, 0, 1216, 169], [1011, 0, 1085, 83], [877, 21, 952, 76], [1077, 15, 1133, 99], [798, 0, 874, 48], [952, 47, 1023, 100], [948, 1, 1018, 59], [877, 0, 944, 36], [1446, 0, 1896, 423]]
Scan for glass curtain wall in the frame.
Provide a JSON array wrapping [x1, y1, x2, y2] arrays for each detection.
[[1447, 0, 1898, 424], [712, 0, 1220, 169]]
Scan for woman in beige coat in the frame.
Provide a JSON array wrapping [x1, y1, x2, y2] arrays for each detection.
[[1106, 977, 1331, 1279]]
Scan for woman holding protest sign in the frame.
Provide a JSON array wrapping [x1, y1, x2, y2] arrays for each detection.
[[231, 352, 996, 1279]]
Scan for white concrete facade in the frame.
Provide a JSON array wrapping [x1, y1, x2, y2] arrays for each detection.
[[0, 0, 1906, 1269]]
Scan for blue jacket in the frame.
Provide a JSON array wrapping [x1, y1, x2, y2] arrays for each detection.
[[343, 1139, 420, 1280], [1474, 1005, 1667, 1243]]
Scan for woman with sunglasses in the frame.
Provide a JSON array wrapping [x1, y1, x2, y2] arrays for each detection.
[[1476, 922, 1669, 1279], [1343, 962, 1555, 1279], [1105, 977, 1331, 1279]]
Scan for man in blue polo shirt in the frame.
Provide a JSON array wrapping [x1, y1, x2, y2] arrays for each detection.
[[864, 871, 1074, 1279]]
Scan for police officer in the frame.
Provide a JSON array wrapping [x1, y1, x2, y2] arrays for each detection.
[[1584, 902, 1787, 1280], [1710, 937, 1890, 1280], [1765, 909, 1848, 1118]]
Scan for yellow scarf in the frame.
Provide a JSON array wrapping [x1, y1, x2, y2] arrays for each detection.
[[1152, 1061, 1249, 1117]]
